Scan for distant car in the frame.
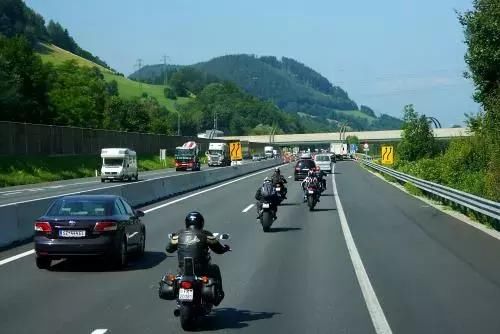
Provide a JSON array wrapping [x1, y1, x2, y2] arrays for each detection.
[[252, 154, 263, 161], [300, 152, 312, 159], [294, 159, 317, 181], [34, 195, 146, 270], [314, 153, 335, 173]]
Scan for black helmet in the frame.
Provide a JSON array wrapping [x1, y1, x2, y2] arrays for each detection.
[[185, 211, 204, 229], [274, 167, 280, 174]]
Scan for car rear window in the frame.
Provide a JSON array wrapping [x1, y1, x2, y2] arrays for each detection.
[[297, 160, 316, 168], [315, 155, 331, 161], [46, 199, 111, 216]]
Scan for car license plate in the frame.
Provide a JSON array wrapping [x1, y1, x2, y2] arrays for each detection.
[[178, 288, 194, 301], [308, 190, 314, 194], [262, 203, 270, 208], [59, 230, 86, 238]]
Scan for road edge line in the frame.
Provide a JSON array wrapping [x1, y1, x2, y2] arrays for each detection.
[[332, 164, 393, 334]]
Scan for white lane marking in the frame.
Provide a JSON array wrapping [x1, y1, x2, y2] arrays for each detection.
[[242, 204, 255, 213], [0, 164, 285, 266], [2, 191, 24, 196], [0, 181, 99, 195], [91, 330, 108, 334], [287, 175, 292, 179], [332, 165, 392, 334], [144, 166, 280, 214], [0, 249, 35, 266]]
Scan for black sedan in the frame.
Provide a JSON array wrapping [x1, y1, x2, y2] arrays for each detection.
[[294, 159, 318, 181], [34, 194, 146, 269]]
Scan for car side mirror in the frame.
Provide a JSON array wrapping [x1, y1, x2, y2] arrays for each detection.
[[135, 210, 145, 217]]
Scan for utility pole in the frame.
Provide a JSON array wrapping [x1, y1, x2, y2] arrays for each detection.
[[161, 55, 170, 85], [135, 58, 143, 91], [213, 109, 218, 131]]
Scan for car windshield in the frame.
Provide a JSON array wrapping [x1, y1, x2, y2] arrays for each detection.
[[208, 150, 223, 155], [103, 158, 123, 166], [315, 155, 331, 161], [46, 199, 110, 216], [176, 149, 194, 156]]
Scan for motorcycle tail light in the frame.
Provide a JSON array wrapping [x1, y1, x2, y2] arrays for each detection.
[[201, 276, 209, 284], [181, 281, 193, 289]]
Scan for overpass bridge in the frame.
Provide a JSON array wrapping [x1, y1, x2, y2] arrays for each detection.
[[224, 127, 470, 145]]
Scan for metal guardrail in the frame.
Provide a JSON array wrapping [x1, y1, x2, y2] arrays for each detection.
[[361, 159, 500, 221]]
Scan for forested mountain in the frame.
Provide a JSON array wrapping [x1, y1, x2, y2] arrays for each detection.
[[0, 0, 111, 69], [131, 55, 403, 131]]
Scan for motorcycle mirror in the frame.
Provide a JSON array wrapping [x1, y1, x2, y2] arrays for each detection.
[[168, 233, 173, 239], [220, 233, 230, 240]]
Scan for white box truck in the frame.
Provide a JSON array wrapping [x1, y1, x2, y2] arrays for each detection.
[[330, 143, 348, 160], [207, 142, 230, 167], [101, 148, 138, 182], [264, 146, 274, 159]]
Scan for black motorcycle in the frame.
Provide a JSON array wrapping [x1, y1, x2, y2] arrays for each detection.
[[159, 233, 230, 330], [274, 184, 286, 205], [260, 201, 276, 232], [306, 184, 320, 211]]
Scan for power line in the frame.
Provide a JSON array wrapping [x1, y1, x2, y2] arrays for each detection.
[[161, 55, 170, 85]]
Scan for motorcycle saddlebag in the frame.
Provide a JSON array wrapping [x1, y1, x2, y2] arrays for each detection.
[[201, 277, 217, 303], [158, 274, 177, 300]]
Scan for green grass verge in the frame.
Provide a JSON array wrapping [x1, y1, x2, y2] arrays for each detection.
[[37, 43, 191, 113], [0, 155, 175, 187], [404, 182, 423, 196]]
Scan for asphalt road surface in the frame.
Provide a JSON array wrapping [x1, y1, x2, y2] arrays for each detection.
[[1, 161, 500, 333]]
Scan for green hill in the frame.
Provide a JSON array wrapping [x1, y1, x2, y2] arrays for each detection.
[[131, 55, 403, 130], [37, 43, 189, 112]]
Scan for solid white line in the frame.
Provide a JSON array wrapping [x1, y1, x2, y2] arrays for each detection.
[[242, 204, 255, 213], [2, 192, 24, 196], [127, 232, 139, 239], [144, 166, 278, 214], [0, 165, 281, 267], [287, 175, 292, 179], [0, 249, 35, 266], [332, 165, 392, 334], [91, 330, 108, 334]]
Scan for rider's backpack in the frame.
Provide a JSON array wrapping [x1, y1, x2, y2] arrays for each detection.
[[261, 182, 276, 200]]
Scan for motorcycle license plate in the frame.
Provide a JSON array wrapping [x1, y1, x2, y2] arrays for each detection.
[[262, 203, 270, 208], [178, 288, 194, 301], [275, 187, 281, 191], [308, 190, 314, 194]]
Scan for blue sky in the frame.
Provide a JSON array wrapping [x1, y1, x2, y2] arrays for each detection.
[[25, 0, 478, 126]]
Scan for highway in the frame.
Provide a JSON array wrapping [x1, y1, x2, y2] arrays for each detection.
[[1, 162, 500, 333], [0, 163, 249, 207]]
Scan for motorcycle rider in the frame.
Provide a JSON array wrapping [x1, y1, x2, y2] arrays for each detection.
[[301, 170, 321, 202], [255, 177, 279, 219], [166, 211, 230, 306], [315, 169, 327, 192], [271, 167, 288, 199]]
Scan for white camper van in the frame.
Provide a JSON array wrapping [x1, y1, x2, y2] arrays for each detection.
[[100, 148, 138, 182]]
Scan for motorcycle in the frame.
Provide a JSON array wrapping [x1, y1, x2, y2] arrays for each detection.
[[159, 233, 230, 331], [275, 184, 286, 205], [260, 201, 276, 232], [306, 184, 320, 211]]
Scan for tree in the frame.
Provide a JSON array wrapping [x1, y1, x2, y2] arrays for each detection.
[[397, 104, 437, 161], [105, 80, 119, 96], [346, 135, 360, 146], [163, 87, 176, 99], [0, 36, 51, 123]]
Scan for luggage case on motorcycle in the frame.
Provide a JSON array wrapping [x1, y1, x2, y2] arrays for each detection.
[[159, 273, 177, 300]]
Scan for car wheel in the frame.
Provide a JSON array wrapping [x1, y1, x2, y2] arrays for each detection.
[[113, 238, 128, 269], [101, 179, 105, 183], [36, 256, 51, 269]]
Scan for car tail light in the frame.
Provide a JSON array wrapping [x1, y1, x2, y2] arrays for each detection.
[[295, 167, 300, 171], [181, 281, 193, 289], [175, 162, 179, 167], [94, 221, 117, 231], [35, 221, 52, 233]]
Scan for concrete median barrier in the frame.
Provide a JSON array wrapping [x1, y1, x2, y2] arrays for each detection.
[[0, 159, 281, 248]]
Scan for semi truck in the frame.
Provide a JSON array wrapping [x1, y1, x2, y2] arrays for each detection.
[[175, 141, 201, 171], [207, 142, 230, 167], [100, 148, 138, 182]]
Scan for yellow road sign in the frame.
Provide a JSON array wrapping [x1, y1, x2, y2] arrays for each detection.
[[229, 142, 243, 161], [381, 146, 394, 164]]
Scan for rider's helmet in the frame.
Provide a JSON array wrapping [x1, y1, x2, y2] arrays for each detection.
[[264, 176, 272, 183], [185, 211, 205, 230], [307, 170, 315, 177], [274, 167, 280, 174]]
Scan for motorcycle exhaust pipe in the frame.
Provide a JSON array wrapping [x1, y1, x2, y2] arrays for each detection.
[[174, 308, 181, 317]]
